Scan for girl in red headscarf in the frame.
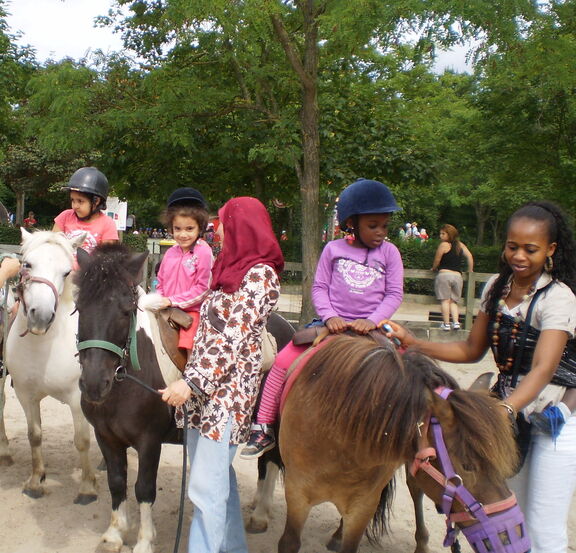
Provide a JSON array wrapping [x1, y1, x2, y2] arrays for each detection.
[[158, 197, 283, 553]]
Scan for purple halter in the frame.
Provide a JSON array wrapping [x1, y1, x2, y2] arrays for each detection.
[[410, 386, 530, 553]]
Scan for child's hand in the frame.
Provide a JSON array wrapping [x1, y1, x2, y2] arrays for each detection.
[[379, 320, 416, 348], [325, 316, 347, 333], [348, 318, 376, 335]]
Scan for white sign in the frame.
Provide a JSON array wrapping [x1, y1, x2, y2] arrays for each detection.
[[105, 196, 128, 231]]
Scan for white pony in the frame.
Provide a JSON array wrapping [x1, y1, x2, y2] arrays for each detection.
[[1, 229, 97, 504]]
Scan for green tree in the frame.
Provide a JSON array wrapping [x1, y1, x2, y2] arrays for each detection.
[[102, 0, 536, 322]]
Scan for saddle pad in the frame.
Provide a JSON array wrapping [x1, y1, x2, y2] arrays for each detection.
[[279, 336, 335, 414]]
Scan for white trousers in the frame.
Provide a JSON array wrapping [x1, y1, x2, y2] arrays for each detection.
[[509, 415, 576, 553]]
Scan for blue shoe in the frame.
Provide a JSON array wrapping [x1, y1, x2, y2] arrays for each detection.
[[240, 425, 276, 459]]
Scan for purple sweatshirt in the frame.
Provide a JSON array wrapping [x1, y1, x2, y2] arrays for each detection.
[[312, 238, 403, 325]]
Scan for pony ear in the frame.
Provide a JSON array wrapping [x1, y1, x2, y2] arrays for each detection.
[[69, 232, 88, 250], [20, 227, 32, 242], [468, 372, 494, 392], [126, 251, 149, 282], [430, 391, 455, 428], [77, 248, 91, 270]]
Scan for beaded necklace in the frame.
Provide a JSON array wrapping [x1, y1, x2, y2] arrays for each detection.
[[490, 279, 536, 372]]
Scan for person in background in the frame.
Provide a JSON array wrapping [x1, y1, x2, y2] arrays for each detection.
[[23, 211, 37, 228], [419, 228, 429, 241], [385, 201, 576, 553], [431, 223, 474, 330], [158, 197, 283, 553], [142, 188, 213, 356], [242, 178, 404, 458], [52, 167, 118, 254]]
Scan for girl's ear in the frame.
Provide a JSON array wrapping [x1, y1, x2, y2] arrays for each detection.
[[547, 242, 557, 257], [345, 217, 354, 230]]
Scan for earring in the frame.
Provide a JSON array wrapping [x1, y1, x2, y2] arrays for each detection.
[[501, 251, 506, 263], [545, 256, 554, 273]]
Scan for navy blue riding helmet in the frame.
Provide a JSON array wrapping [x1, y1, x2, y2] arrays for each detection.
[[167, 187, 207, 209], [336, 178, 401, 230]]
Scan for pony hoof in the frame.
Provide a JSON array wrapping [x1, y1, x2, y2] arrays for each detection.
[[95, 544, 122, 553], [0, 454, 14, 466], [22, 487, 44, 499], [326, 537, 341, 552], [246, 518, 268, 534], [74, 493, 98, 505]]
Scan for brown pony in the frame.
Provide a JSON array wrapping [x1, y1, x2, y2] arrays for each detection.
[[278, 335, 527, 553]]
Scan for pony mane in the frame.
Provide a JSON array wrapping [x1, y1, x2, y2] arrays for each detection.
[[74, 243, 137, 309], [439, 385, 518, 482], [294, 337, 517, 479], [295, 335, 428, 460], [21, 230, 75, 259]]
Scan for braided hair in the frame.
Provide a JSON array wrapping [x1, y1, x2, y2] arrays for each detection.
[[484, 201, 576, 318]]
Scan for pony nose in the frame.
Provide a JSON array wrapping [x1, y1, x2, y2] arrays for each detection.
[[27, 307, 56, 335], [79, 370, 113, 403]]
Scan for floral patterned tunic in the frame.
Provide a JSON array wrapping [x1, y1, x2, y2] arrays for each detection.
[[175, 264, 280, 444]]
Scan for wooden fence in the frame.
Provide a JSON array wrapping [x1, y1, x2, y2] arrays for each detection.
[[283, 262, 495, 330]]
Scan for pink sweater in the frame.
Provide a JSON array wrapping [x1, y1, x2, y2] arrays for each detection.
[[156, 240, 213, 311]]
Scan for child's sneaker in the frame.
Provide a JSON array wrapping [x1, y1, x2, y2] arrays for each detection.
[[440, 323, 451, 331], [452, 322, 461, 330], [240, 424, 276, 459]]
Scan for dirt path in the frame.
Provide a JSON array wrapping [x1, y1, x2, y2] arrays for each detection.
[[1, 355, 575, 553]]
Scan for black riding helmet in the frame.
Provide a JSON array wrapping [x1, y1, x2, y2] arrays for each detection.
[[167, 187, 207, 209], [62, 167, 109, 215]]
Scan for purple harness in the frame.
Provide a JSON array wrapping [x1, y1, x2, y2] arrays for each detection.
[[410, 386, 531, 553]]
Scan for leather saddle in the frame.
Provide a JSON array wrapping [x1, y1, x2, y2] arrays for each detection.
[[156, 307, 193, 373]]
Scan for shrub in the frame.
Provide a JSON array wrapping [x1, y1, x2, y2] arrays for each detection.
[[122, 232, 149, 252], [0, 225, 22, 245]]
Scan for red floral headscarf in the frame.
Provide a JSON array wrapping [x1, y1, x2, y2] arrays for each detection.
[[210, 197, 284, 293]]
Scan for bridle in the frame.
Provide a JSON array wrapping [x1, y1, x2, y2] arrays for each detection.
[[16, 267, 61, 337], [410, 386, 530, 553]]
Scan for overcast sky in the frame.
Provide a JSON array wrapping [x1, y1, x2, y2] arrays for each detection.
[[6, 0, 471, 71]]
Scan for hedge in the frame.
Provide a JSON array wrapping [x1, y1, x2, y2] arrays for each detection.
[[0, 225, 23, 245], [122, 232, 149, 252]]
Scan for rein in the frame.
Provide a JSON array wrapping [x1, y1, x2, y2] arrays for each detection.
[[410, 386, 530, 553]]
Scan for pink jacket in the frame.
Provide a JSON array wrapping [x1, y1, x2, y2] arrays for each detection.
[[156, 240, 213, 311]]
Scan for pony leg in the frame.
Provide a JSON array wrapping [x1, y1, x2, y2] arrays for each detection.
[[247, 457, 280, 533], [17, 395, 46, 498], [326, 519, 343, 551], [99, 442, 129, 552], [0, 373, 13, 466], [69, 401, 97, 505], [132, 443, 162, 553], [406, 470, 430, 553], [278, 477, 312, 553], [339, 501, 381, 553]]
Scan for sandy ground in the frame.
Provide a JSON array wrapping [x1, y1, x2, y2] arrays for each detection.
[[1, 353, 575, 553]]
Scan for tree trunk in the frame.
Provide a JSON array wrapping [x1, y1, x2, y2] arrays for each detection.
[[271, 5, 321, 325], [15, 190, 25, 226]]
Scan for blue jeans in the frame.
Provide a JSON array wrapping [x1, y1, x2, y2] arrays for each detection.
[[186, 416, 248, 553]]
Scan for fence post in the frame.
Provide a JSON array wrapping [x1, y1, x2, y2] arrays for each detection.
[[464, 271, 476, 330]]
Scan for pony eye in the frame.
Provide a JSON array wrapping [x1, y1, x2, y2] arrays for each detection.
[[64, 270, 71, 278], [23, 262, 32, 269]]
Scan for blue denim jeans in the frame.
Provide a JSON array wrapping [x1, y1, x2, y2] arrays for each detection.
[[186, 417, 248, 553]]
